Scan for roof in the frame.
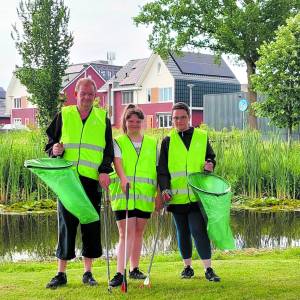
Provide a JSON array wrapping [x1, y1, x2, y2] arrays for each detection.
[[91, 63, 122, 81], [119, 59, 148, 86], [166, 52, 239, 83], [0, 87, 5, 99], [100, 58, 148, 91], [0, 98, 6, 116], [61, 60, 122, 89]]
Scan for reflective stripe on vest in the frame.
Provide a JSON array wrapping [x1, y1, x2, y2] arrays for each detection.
[[64, 143, 104, 152], [111, 194, 154, 203], [110, 176, 157, 186], [109, 134, 157, 212], [61, 106, 106, 180], [168, 128, 207, 205]]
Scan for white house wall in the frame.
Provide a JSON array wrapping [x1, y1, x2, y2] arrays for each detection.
[[5, 73, 33, 113], [137, 55, 174, 104]]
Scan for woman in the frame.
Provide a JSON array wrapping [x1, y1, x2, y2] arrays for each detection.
[[157, 102, 220, 282], [109, 104, 158, 287]]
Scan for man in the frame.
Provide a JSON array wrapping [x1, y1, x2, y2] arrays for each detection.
[[45, 78, 113, 289]]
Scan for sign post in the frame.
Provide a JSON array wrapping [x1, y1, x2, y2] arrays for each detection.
[[238, 98, 248, 130]]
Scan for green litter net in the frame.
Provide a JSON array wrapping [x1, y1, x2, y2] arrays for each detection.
[[24, 158, 99, 224], [188, 172, 235, 250]]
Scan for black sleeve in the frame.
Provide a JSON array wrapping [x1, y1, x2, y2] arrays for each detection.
[[157, 136, 171, 191], [98, 117, 114, 174], [45, 113, 62, 157], [205, 139, 216, 168]]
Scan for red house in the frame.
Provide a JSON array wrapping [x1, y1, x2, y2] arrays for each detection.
[[61, 61, 122, 107], [6, 60, 122, 127]]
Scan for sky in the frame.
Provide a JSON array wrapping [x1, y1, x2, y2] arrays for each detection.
[[0, 0, 247, 90]]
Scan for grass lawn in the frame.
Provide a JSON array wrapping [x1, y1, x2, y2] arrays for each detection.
[[1, 248, 300, 300]]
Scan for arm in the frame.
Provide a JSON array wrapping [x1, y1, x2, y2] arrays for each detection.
[[45, 113, 64, 157], [204, 139, 216, 172], [157, 137, 172, 201], [113, 156, 130, 194], [98, 117, 114, 190]]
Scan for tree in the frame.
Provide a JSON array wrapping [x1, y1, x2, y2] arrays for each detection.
[[134, 0, 300, 129], [12, 0, 73, 127], [252, 13, 300, 145]]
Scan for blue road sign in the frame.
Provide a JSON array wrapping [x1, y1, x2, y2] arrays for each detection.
[[239, 99, 248, 112]]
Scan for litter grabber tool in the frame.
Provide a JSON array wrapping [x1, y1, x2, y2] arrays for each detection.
[[121, 182, 130, 293]]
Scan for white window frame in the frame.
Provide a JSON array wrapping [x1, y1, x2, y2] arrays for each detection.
[[13, 118, 22, 125], [122, 91, 134, 104], [158, 87, 172, 102], [14, 97, 21, 108], [158, 114, 172, 128]]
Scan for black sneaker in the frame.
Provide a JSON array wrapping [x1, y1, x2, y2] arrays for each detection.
[[46, 272, 67, 289], [82, 271, 98, 286], [181, 265, 194, 279], [109, 272, 123, 287], [129, 267, 146, 279], [205, 267, 221, 282]]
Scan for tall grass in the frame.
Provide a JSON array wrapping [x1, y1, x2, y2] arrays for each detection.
[[0, 130, 51, 204], [0, 128, 299, 204], [210, 128, 300, 200]]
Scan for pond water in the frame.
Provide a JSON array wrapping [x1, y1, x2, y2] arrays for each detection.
[[1, 210, 300, 262]]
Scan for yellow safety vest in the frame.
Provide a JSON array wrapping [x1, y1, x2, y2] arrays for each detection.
[[168, 128, 207, 204], [110, 134, 157, 212], [61, 105, 106, 180]]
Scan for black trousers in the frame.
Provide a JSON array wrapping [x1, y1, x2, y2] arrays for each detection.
[[56, 176, 102, 260], [172, 209, 211, 260]]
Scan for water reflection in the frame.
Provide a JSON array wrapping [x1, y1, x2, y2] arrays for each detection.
[[1, 210, 300, 262]]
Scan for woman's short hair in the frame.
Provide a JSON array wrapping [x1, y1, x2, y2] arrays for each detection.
[[121, 104, 144, 133], [172, 102, 190, 117]]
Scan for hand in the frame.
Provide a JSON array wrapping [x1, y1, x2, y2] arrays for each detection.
[[162, 189, 172, 202], [52, 142, 64, 156], [99, 173, 110, 190], [121, 178, 130, 194], [204, 160, 214, 172]]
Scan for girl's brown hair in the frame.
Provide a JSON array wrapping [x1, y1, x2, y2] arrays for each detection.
[[121, 104, 145, 133]]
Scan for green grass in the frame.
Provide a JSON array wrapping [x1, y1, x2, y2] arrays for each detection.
[[1, 249, 300, 299]]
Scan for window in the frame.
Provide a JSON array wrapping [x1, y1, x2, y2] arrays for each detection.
[[146, 88, 151, 102], [14, 98, 21, 108], [158, 114, 172, 128], [13, 118, 22, 125], [157, 62, 161, 74], [159, 87, 172, 102], [122, 91, 133, 104]]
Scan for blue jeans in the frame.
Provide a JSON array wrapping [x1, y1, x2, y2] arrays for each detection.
[[172, 209, 211, 260]]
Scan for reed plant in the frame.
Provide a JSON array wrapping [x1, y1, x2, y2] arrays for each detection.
[[0, 130, 51, 204], [208, 128, 300, 201], [0, 128, 299, 204]]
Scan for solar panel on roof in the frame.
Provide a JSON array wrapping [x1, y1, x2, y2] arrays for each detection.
[[172, 53, 235, 78]]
